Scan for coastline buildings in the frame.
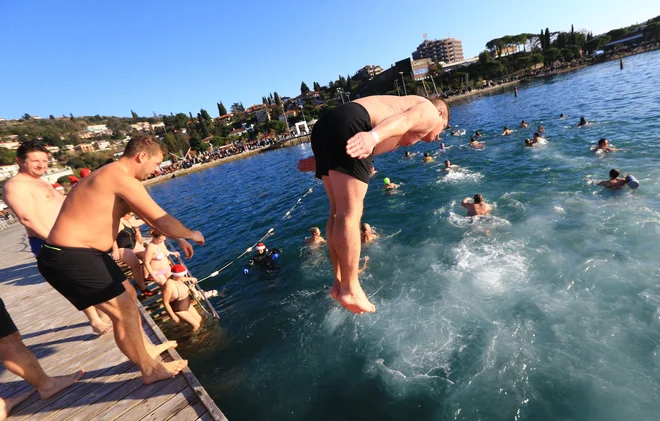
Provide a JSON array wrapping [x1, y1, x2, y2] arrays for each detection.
[[357, 65, 383, 79], [412, 38, 464, 63]]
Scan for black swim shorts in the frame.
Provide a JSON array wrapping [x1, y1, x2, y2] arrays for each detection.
[[37, 244, 126, 311], [0, 298, 18, 339], [311, 102, 373, 184]]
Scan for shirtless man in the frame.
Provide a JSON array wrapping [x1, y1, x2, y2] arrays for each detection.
[[461, 194, 492, 216], [592, 138, 618, 153], [501, 126, 513, 135], [297, 95, 449, 313], [469, 137, 485, 149], [383, 177, 400, 190], [2, 142, 111, 336], [306, 227, 326, 246], [37, 135, 204, 384], [597, 168, 627, 190]]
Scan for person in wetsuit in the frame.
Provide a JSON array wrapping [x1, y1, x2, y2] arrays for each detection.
[[243, 243, 282, 274]]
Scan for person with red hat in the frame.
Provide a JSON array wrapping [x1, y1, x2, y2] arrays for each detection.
[[79, 168, 91, 178], [243, 242, 281, 275], [162, 264, 202, 330]]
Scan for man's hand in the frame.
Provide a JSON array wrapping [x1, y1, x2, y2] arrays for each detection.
[[346, 131, 378, 159], [190, 231, 205, 245], [111, 249, 120, 261], [177, 238, 195, 259], [297, 156, 316, 172]]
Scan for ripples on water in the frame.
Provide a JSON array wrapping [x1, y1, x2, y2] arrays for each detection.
[[148, 51, 660, 421]]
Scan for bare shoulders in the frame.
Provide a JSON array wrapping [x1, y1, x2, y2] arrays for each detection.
[[354, 95, 430, 125]]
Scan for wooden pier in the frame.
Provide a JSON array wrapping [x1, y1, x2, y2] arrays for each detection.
[[0, 224, 227, 420]]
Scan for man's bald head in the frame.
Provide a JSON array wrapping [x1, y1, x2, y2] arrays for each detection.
[[430, 97, 450, 127]]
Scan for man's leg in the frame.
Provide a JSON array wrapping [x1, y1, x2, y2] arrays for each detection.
[[94, 289, 185, 384], [327, 170, 375, 314], [81, 307, 112, 336], [0, 332, 84, 399], [322, 176, 342, 300]]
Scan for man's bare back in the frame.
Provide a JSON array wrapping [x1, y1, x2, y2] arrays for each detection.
[[462, 195, 492, 217], [3, 174, 64, 239], [598, 178, 627, 190]]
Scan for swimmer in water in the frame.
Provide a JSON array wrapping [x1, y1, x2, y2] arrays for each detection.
[[444, 159, 458, 170], [404, 151, 412, 158], [361, 223, 379, 244], [469, 137, 485, 149], [440, 142, 446, 150], [524, 138, 535, 147], [597, 168, 627, 190], [461, 194, 492, 216], [501, 126, 513, 135], [306, 227, 326, 246], [578, 117, 589, 127], [520, 120, 528, 128], [383, 177, 399, 190], [370, 165, 377, 176], [474, 131, 483, 138], [533, 132, 546, 143], [560, 113, 566, 119], [423, 152, 434, 162], [537, 124, 545, 133], [592, 138, 618, 153]]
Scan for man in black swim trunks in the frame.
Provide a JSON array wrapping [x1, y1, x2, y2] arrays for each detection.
[[37, 135, 205, 385], [297, 95, 449, 314]]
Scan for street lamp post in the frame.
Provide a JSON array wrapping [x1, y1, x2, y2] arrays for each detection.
[[346, 92, 351, 102], [337, 87, 345, 104], [399, 72, 407, 96], [394, 79, 401, 96]]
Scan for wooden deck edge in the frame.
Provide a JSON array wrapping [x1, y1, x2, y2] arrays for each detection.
[[137, 302, 228, 421]]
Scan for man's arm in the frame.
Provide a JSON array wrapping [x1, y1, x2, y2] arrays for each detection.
[[116, 176, 203, 244], [346, 100, 438, 159], [3, 182, 52, 239], [461, 198, 471, 208]]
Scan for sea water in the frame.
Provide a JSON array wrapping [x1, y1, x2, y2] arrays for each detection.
[[148, 50, 660, 421]]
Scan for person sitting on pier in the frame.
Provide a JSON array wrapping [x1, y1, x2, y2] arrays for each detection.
[[3, 142, 112, 336], [520, 120, 528, 128], [243, 243, 281, 274], [37, 135, 204, 384], [578, 116, 589, 127], [361, 223, 379, 244], [144, 230, 180, 286], [112, 212, 153, 297], [501, 126, 513, 135], [592, 138, 618, 153], [162, 264, 203, 331], [306, 227, 326, 247]]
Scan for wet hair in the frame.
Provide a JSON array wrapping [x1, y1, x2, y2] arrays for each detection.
[[444, 160, 450, 165], [310, 227, 320, 234], [503, 126, 508, 130], [521, 120, 526, 123], [598, 138, 608, 146], [150, 230, 164, 238], [424, 152, 430, 157], [560, 113, 565, 117], [474, 194, 483, 204], [123, 134, 167, 158], [609, 168, 620, 179], [470, 137, 476, 142], [17, 141, 49, 160], [580, 117, 587, 123], [429, 97, 450, 124], [533, 132, 540, 137], [525, 138, 533, 144]]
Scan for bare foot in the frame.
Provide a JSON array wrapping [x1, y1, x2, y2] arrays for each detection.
[[0, 389, 35, 420], [142, 360, 187, 385], [338, 283, 376, 314], [146, 341, 177, 359], [330, 278, 341, 300], [91, 322, 113, 336], [38, 370, 85, 399]]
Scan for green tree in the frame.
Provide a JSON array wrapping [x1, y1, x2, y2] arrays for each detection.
[[188, 133, 208, 152], [262, 96, 268, 105], [200, 109, 212, 124], [22, 113, 32, 120], [198, 113, 211, 138], [231, 103, 244, 113], [210, 136, 227, 146], [478, 50, 492, 64], [543, 48, 561, 65], [131, 110, 139, 121], [217, 102, 228, 116], [301, 81, 310, 95], [570, 24, 576, 45], [539, 29, 545, 51], [545, 28, 551, 51], [49, 115, 55, 120], [345, 75, 353, 93], [274, 92, 281, 106], [0, 148, 16, 165], [270, 106, 282, 120], [313, 81, 321, 91], [644, 22, 660, 41], [607, 28, 629, 42]]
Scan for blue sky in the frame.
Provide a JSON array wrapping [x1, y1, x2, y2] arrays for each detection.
[[1, 0, 658, 119]]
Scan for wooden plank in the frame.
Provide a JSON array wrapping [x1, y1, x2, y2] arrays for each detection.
[[136, 383, 199, 421], [113, 374, 188, 421], [137, 305, 227, 421], [164, 397, 208, 421]]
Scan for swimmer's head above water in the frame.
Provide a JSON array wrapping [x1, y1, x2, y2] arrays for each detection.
[[474, 194, 484, 204], [598, 138, 609, 147], [609, 168, 620, 180]]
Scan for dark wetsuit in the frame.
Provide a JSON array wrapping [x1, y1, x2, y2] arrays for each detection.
[[0, 298, 18, 339], [116, 225, 137, 249], [311, 102, 373, 184], [246, 248, 282, 272], [37, 244, 126, 311]]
